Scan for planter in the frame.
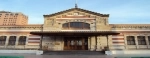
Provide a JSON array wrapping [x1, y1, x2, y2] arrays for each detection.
[[105, 51, 112, 55], [36, 50, 43, 55]]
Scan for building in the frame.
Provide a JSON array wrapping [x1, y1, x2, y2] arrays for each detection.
[[0, 6, 150, 55], [0, 11, 28, 25]]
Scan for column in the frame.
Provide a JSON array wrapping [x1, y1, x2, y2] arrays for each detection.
[[25, 35, 29, 49], [90, 36, 96, 51], [88, 37, 91, 50], [15, 36, 19, 46], [124, 35, 128, 49], [14, 36, 19, 49], [5, 35, 9, 48], [90, 37, 92, 50], [96, 36, 102, 51], [39, 35, 43, 50], [134, 36, 139, 49], [145, 36, 149, 48], [106, 35, 109, 50], [95, 36, 97, 51], [61, 37, 64, 50]]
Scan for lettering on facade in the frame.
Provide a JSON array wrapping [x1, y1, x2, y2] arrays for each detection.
[[55, 42, 60, 45], [67, 19, 86, 22]]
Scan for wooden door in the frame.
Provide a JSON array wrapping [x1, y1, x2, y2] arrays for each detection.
[[64, 37, 88, 50]]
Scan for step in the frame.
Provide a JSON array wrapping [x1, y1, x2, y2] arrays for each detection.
[[43, 50, 105, 55]]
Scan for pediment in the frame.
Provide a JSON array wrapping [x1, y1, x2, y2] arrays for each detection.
[[43, 8, 109, 18]]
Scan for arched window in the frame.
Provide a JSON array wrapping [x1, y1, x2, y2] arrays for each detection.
[[62, 22, 90, 30]]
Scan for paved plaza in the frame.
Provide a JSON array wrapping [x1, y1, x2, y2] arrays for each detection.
[[0, 53, 113, 58], [1, 53, 150, 58]]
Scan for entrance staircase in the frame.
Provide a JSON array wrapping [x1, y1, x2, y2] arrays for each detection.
[[43, 50, 105, 55]]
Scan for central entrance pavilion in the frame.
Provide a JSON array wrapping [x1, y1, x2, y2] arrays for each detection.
[[30, 31, 119, 51], [30, 7, 121, 51]]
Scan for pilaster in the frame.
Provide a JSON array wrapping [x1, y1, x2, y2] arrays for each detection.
[[25, 35, 29, 48], [96, 36, 102, 51], [90, 36, 96, 51], [5, 35, 9, 48], [88, 37, 91, 50], [134, 36, 139, 49], [124, 35, 128, 49], [15, 36, 19, 46], [145, 35, 149, 48], [24, 35, 28, 49]]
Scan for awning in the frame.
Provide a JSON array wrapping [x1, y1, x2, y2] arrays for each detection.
[[30, 31, 120, 36]]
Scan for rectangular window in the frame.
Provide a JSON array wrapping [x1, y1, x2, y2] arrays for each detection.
[[127, 36, 136, 45], [18, 36, 26, 45], [0, 36, 7, 45], [15, 13, 18, 15], [137, 36, 146, 45], [10, 13, 13, 15], [5, 14, 9, 15], [148, 36, 150, 45], [8, 36, 16, 45]]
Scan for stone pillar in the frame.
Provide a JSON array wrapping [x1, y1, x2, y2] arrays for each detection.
[[96, 36, 102, 51], [25, 35, 29, 46], [134, 36, 139, 49], [61, 37, 64, 50], [124, 35, 128, 49], [88, 37, 91, 50], [90, 36, 96, 51], [5, 35, 9, 48], [145, 36, 149, 48], [106, 35, 109, 50], [25, 35, 29, 49], [15, 36, 19, 46], [95, 36, 97, 51]]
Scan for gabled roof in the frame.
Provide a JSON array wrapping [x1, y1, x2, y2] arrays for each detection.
[[43, 7, 109, 17]]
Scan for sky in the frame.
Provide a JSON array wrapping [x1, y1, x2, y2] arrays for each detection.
[[0, 0, 150, 24]]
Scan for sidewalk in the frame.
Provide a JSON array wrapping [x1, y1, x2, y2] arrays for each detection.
[[0, 53, 113, 58]]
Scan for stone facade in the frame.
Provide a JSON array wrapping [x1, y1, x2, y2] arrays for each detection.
[[0, 7, 150, 52]]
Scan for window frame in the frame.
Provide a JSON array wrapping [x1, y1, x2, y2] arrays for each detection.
[[62, 22, 90, 30], [8, 36, 16, 45], [127, 36, 136, 45], [0, 36, 7, 45], [18, 36, 26, 45], [137, 36, 146, 45], [148, 36, 150, 45]]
